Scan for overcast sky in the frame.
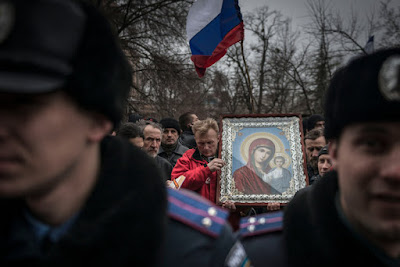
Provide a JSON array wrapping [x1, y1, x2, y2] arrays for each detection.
[[239, 0, 399, 45], [240, 0, 382, 24]]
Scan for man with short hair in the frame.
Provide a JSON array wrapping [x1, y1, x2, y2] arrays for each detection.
[[304, 128, 326, 183], [116, 122, 144, 148], [0, 1, 166, 265], [238, 47, 400, 266], [316, 145, 332, 178], [178, 112, 199, 149], [172, 118, 225, 203], [158, 118, 189, 167], [139, 120, 173, 181], [309, 145, 332, 184]]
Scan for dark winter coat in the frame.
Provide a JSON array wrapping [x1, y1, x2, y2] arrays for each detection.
[[178, 130, 196, 149], [240, 171, 399, 266], [158, 142, 189, 167], [156, 155, 173, 181], [0, 136, 167, 267]]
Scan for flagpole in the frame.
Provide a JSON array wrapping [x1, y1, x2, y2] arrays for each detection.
[[240, 40, 255, 113]]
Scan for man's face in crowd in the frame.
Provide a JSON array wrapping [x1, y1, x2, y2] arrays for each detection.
[[305, 136, 326, 169], [162, 128, 179, 145], [317, 154, 332, 177], [0, 91, 111, 197], [129, 137, 144, 148], [195, 128, 218, 158], [143, 125, 161, 158], [189, 114, 199, 128], [313, 120, 325, 130], [330, 122, 400, 243]]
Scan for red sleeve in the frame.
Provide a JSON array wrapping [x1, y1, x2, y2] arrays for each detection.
[[171, 151, 212, 191]]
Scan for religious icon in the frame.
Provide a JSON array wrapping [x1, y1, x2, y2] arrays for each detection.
[[217, 114, 307, 205]]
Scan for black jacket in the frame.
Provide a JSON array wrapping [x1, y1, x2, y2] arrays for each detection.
[[155, 155, 173, 181], [163, 188, 247, 267], [0, 136, 167, 267], [240, 171, 399, 266], [158, 142, 189, 167], [178, 130, 196, 149]]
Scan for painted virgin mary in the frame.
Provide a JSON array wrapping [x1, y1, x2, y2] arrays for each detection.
[[233, 138, 280, 195]]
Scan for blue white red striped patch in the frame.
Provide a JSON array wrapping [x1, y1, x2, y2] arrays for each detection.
[[167, 188, 229, 237], [239, 211, 283, 237]]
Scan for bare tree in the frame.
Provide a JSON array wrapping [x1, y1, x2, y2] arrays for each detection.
[[266, 23, 311, 114], [84, 0, 214, 119], [378, 0, 400, 48], [83, 0, 400, 121], [246, 7, 291, 113]]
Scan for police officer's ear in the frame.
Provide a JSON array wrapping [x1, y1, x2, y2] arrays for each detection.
[[328, 141, 338, 170], [87, 113, 113, 142]]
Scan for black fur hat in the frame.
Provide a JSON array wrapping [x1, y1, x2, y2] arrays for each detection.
[[128, 113, 143, 123], [0, 0, 132, 126], [318, 145, 329, 158], [324, 47, 400, 140], [306, 114, 324, 131], [160, 118, 181, 134]]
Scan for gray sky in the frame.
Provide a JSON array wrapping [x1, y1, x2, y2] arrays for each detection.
[[239, 0, 399, 45], [241, 0, 381, 24]]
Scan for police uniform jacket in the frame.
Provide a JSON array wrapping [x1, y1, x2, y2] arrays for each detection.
[[171, 148, 218, 203], [239, 171, 399, 267], [163, 188, 250, 267], [0, 136, 167, 267]]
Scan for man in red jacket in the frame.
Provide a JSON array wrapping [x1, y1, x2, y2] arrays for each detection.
[[171, 118, 226, 203]]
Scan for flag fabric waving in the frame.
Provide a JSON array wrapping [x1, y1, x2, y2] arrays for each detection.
[[186, 0, 244, 77]]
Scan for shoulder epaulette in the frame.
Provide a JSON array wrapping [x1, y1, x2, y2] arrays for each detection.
[[239, 211, 283, 238], [167, 188, 228, 238]]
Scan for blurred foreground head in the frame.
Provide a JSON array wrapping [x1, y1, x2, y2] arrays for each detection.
[[324, 47, 400, 140], [0, 0, 132, 126]]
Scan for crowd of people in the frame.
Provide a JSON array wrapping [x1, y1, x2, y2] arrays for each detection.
[[0, 0, 399, 266]]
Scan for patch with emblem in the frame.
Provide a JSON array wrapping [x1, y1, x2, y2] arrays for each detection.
[[225, 241, 252, 267], [0, 1, 14, 44], [205, 177, 211, 184], [167, 188, 229, 237], [379, 55, 400, 101], [239, 211, 283, 237]]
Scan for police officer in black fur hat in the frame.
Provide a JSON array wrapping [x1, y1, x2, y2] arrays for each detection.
[[238, 47, 400, 266], [0, 0, 166, 265], [0, 1, 248, 266]]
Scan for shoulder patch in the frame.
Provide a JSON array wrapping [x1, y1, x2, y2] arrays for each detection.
[[225, 241, 252, 267], [239, 211, 283, 238], [167, 188, 228, 238]]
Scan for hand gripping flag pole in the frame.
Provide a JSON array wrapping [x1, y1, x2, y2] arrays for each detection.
[[186, 0, 244, 77]]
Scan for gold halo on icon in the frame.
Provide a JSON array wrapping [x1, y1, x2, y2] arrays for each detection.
[[239, 132, 286, 163]]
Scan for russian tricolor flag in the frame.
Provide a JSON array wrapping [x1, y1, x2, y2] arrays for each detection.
[[187, 0, 244, 77]]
